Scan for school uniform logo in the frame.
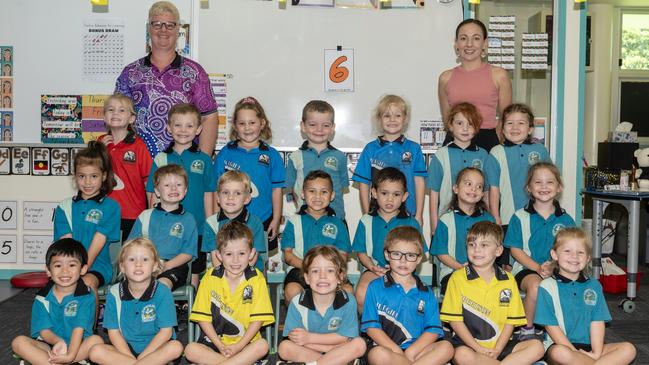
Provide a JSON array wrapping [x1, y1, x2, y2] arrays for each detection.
[[328, 317, 342, 331], [258, 154, 270, 166], [322, 223, 338, 239], [142, 304, 157, 322], [170, 223, 184, 237], [123, 150, 136, 163], [64, 300, 78, 317], [583, 289, 598, 306], [552, 224, 565, 237], [242, 285, 253, 304], [471, 159, 484, 170], [190, 160, 204, 174], [401, 152, 412, 164], [499, 289, 512, 306], [528, 151, 541, 165], [417, 300, 425, 314], [85, 209, 102, 224], [324, 156, 338, 170], [370, 158, 385, 170]]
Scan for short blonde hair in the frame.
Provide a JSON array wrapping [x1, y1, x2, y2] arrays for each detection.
[[301, 245, 347, 284], [148, 1, 179, 22], [218, 170, 252, 194], [119, 237, 165, 278], [551, 227, 592, 276], [373, 94, 410, 134]]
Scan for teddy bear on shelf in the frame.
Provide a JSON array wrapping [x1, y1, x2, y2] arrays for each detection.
[[634, 147, 649, 190]]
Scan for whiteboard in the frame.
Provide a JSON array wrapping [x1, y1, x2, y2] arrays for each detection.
[[197, 0, 463, 148], [1, 0, 194, 143]]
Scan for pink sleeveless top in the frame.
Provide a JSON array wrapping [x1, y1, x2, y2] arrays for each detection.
[[446, 63, 499, 129]]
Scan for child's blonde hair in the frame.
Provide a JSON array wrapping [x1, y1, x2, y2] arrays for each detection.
[[168, 103, 201, 127], [526, 162, 563, 199], [103, 94, 136, 135], [218, 170, 252, 194], [217, 221, 253, 251], [384, 226, 424, 255], [230, 96, 273, 142], [119, 237, 165, 278], [466, 221, 504, 246], [153, 164, 188, 187], [551, 227, 592, 276], [301, 245, 347, 284], [373, 94, 410, 134]]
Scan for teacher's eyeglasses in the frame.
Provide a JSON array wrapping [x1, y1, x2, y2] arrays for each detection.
[[386, 250, 420, 262], [150, 21, 178, 30]]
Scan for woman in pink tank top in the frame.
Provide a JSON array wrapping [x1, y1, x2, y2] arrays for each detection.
[[438, 19, 512, 151]]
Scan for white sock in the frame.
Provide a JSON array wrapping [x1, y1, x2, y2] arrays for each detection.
[[306, 362, 317, 365]]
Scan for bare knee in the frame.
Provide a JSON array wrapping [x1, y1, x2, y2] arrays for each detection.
[[278, 339, 296, 359], [619, 342, 637, 361], [158, 277, 173, 289], [252, 338, 270, 356], [453, 346, 476, 365], [11, 335, 31, 353], [184, 342, 204, 361], [368, 346, 393, 365], [349, 337, 367, 358], [547, 344, 574, 364], [165, 340, 183, 358], [88, 344, 109, 362]]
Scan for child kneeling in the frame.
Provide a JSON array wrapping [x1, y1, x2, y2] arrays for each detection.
[[278, 245, 366, 365]]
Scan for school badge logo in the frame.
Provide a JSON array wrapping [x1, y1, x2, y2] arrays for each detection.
[[85, 209, 102, 224], [170, 223, 184, 237], [123, 150, 136, 163], [322, 223, 338, 239], [417, 300, 425, 314], [528, 151, 541, 165], [471, 159, 484, 170], [190, 160, 204, 174], [328, 317, 342, 331], [324, 156, 338, 170], [258, 154, 270, 166], [584, 288, 597, 306], [64, 300, 79, 317], [552, 224, 565, 237], [499, 289, 512, 306], [242, 285, 253, 304], [401, 151, 412, 164], [142, 304, 157, 322], [250, 182, 259, 198]]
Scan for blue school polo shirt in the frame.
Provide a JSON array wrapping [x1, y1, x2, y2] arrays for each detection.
[[31, 280, 95, 344], [283, 289, 359, 338], [430, 206, 495, 281], [202, 208, 265, 270], [535, 274, 611, 345], [286, 141, 349, 219], [504, 201, 576, 275], [361, 272, 443, 349], [352, 210, 421, 267], [281, 206, 351, 260], [490, 140, 550, 225], [128, 205, 198, 261], [103, 279, 177, 354], [427, 142, 496, 215], [53, 192, 121, 283], [214, 140, 286, 222], [352, 136, 427, 216], [146, 143, 216, 233]]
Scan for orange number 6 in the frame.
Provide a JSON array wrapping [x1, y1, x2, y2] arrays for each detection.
[[329, 56, 349, 83]]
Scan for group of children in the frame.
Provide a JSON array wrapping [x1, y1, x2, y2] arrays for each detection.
[[10, 91, 637, 365]]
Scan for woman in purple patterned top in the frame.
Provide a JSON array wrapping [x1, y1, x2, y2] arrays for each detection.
[[115, 1, 218, 157]]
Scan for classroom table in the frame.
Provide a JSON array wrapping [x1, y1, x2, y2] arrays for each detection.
[[583, 189, 649, 313]]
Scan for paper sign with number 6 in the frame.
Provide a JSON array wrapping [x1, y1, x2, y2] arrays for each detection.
[[324, 48, 354, 92]]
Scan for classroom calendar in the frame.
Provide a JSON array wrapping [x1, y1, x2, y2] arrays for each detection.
[[82, 19, 125, 81]]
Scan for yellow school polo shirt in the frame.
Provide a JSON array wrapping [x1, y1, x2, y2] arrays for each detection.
[[440, 264, 526, 349], [190, 266, 274, 345]]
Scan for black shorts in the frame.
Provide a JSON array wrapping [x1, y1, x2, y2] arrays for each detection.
[[440, 273, 452, 295], [86, 270, 106, 287], [159, 264, 190, 291], [263, 216, 278, 252], [545, 343, 591, 361], [451, 336, 524, 361], [283, 267, 308, 289], [191, 235, 206, 274], [120, 219, 136, 244], [515, 269, 542, 290], [495, 225, 509, 267], [127, 343, 141, 358], [197, 335, 222, 353]]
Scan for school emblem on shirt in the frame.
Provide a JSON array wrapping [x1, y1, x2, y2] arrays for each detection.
[[499, 289, 512, 306], [324, 156, 338, 170], [258, 154, 270, 166], [417, 300, 425, 314], [471, 159, 484, 170], [123, 150, 136, 163], [170, 223, 184, 237], [64, 300, 79, 317], [142, 304, 157, 322], [528, 151, 541, 165], [328, 317, 342, 331], [190, 160, 204, 174], [370, 159, 385, 170], [322, 223, 338, 239], [401, 152, 412, 164], [583, 288, 597, 306], [552, 224, 565, 237], [242, 285, 253, 304], [85, 209, 102, 224]]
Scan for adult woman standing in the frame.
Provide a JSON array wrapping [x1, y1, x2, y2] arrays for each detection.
[[115, 1, 218, 157], [438, 19, 512, 151]]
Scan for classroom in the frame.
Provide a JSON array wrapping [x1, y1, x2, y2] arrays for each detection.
[[0, 0, 647, 364]]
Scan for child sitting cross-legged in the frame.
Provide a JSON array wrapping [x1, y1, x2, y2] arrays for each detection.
[[185, 221, 274, 365]]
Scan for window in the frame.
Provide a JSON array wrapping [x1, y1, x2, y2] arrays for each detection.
[[621, 13, 649, 70]]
